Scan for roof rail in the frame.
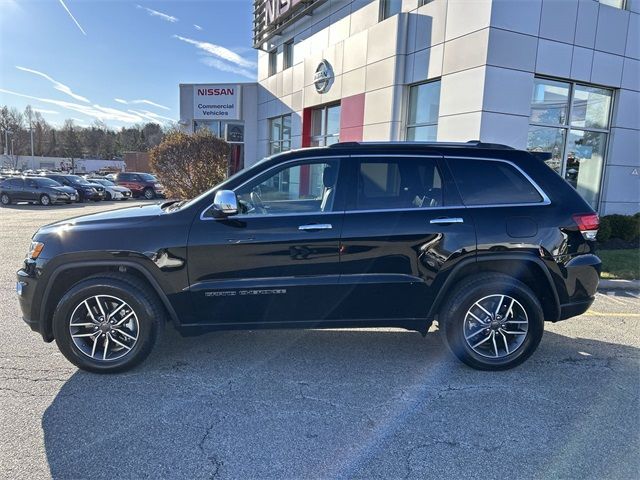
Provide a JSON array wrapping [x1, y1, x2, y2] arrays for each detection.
[[328, 140, 515, 150]]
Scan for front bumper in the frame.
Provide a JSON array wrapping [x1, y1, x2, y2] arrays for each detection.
[[16, 268, 43, 337], [51, 193, 77, 203]]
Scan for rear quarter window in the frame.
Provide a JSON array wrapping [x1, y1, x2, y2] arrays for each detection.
[[448, 158, 544, 206]]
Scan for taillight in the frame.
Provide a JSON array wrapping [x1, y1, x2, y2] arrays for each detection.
[[572, 213, 599, 240]]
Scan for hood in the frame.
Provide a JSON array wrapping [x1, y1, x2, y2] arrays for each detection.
[[113, 186, 131, 193], [51, 186, 76, 194], [37, 203, 164, 235]]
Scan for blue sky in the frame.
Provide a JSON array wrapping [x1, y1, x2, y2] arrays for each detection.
[[0, 0, 256, 128]]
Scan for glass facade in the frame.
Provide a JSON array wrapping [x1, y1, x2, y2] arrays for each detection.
[[527, 78, 613, 208], [310, 104, 341, 146], [268, 114, 292, 155], [406, 80, 441, 141]]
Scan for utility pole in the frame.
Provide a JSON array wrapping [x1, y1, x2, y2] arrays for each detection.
[[30, 123, 35, 170]]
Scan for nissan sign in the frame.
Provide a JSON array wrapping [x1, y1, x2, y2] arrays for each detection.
[[314, 60, 334, 93], [193, 84, 240, 120]]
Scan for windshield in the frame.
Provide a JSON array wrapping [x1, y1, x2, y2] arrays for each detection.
[[139, 173, 156, 182], [35, 178, 62, 187], [65, 175, 91, 185], [94, 179, 114, 186]]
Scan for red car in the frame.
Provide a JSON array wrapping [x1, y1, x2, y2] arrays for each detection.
[[114, 172, 165, 200]]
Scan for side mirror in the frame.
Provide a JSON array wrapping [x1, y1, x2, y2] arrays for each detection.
[[212, 190, 238, 217]]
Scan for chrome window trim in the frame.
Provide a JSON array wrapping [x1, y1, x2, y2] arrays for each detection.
[[199, 153, 552, 221]]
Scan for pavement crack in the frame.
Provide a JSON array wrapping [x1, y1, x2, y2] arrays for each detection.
[[198, 419, 223, 479]]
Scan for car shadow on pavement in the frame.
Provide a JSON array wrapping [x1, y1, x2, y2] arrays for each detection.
[[41, 328, 640, 479]]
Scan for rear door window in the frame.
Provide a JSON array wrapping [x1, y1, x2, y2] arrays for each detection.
[[447, 158, 543, 206], [355, 157, 443, 210]]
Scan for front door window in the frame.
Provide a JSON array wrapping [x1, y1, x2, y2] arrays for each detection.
[[235, 159, 339, 215]]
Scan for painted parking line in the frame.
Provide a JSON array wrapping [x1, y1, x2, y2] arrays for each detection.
[[583, 311, 640, 317]]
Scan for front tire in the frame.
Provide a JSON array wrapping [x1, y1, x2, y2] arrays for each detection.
[[143, 188, 155, 200], [0, 193, 10, 205], [52, 275, 165, 373], [105, 191, 112, 201], [439, 273, 544, 371], [40, 194, 51, 206]]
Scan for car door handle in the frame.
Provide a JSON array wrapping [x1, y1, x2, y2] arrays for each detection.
[[430, 217, 464, 224], [298, 223, 333, 231]]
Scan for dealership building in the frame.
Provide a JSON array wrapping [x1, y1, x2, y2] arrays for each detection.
[[179, 0, 639, 214]]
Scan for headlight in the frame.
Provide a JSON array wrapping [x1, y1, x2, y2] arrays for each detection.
[[28, 241, 44, 260]]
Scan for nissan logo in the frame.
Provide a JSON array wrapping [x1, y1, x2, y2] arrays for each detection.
[[313, 60, 334, 94]]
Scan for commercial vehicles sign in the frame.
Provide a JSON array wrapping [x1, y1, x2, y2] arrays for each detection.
[[193, 84, 240, 120]]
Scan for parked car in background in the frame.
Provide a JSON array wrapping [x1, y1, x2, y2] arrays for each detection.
[[88, 178, 132, 201], [114, 172, 165, 200], [0, 176, 77, 205], [43, 174, 104, 202], [16, 141, 601, 373]]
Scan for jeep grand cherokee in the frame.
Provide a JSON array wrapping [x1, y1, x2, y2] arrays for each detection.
[[17, 142, 601, 373]]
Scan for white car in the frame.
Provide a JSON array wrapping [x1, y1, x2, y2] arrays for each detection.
[[88, 178, 132, 201]]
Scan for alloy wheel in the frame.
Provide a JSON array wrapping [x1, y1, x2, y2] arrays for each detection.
[[40, 195, 50, 206], [1, 194, 9, 205], [69, 295, 140, 361], [462, 294, 529, 358], [144, 189, 154, 200]]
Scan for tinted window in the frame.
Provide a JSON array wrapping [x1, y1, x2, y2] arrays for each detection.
[[356, 158, 442, 210], [449, 159, 543, 205], [139, 174, 156, 182], [118, 173, 133, 181], [6, 178, 23, 187]]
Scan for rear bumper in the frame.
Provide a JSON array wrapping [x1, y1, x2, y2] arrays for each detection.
[[553, 253, 601, 321], [559, 297, 594, 320]]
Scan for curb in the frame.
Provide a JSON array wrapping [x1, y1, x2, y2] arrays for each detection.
[[598, 279, 640, 291]]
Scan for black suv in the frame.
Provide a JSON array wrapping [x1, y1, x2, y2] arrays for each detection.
[[44, 174, 104, 202], [17, 142, 601, 373]]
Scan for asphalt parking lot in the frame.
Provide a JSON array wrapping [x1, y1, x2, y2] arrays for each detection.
[[0, 202, 639, 479]]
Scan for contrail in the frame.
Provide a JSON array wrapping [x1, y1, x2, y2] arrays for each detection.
[[58, 0, 86, 35]]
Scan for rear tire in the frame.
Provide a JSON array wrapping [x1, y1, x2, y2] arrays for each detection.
[[39, 194, 51, 206], [52, 275, 165, 373], [439, 273, 544, 371], [0, 193, 10, 205]]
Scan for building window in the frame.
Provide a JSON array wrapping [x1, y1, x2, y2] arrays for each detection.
[[597, 0, 626, 9], [268, 49, 277, 76], [406, 80, 441, 141], [527, 77, 614, 209], [379, 0, 402, 21], [269, 114, 292, 155], [311, 103, 341, 147], [194, 120, 221, 137], [283, 40, 294, 70]]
